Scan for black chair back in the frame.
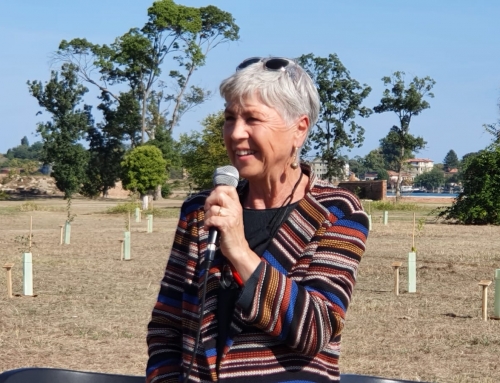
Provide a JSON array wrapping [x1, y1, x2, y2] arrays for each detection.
[[0, 368, 145, 383], [341, 373, 427, 382]]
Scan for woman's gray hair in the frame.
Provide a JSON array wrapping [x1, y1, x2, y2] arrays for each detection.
[[219, 58, 320, 131]]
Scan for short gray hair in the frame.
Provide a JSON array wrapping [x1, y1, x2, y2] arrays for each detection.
[[219, 58, 320, 130]]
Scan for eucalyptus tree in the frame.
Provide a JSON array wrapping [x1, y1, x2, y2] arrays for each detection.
[[54, 0, 239, 144], [374, 71, 435, 198], [298, 53, 372, 181]]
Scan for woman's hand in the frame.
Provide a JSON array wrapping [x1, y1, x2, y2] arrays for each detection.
[[204, 186, 260, 283]]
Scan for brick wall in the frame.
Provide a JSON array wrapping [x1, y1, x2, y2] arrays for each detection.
[[337, 180, 387, 201]]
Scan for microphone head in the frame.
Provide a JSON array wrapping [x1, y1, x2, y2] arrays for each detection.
[[213, 165, 239, 188]]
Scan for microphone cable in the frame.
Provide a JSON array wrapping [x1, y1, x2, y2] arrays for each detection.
[[183, 165, 239, 382], [183, 257, 212, 382]]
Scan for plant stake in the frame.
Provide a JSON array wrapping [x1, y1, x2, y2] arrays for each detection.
[[3, 263, 14, 298], [495, 269, 500, 319], [408, 212, 417, 293], [479, 280, 492, 321]]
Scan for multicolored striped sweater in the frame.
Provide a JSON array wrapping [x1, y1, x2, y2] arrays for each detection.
[[146, 168, 369, 382]]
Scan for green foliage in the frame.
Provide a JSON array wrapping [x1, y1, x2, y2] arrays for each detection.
[[28, 63, 91, 199], [66, 198, 76, 223], [81, 119, 125, 198], [364, 200, 423, 211], [379, 129, 426, 172], [3, 158, 41, 175], [438, 146, 500, 224], [161, 182, 172, 198], [105, 202, 179, 218], [179, 111, 230, 189], [143, 207, 180, 218], [15, 202, 63, 212], [374, 71, 435, 197], [121, 145, 167, 196], [15, 234, 35, 253], [0, 190, 10, 200], [106, 201, 141, 214], [56, 0, 239, 142], [298, 53, 372, 180], [5, 139, 43, 161], [443, 149, 459, 170], [414, 167, 445, 190]]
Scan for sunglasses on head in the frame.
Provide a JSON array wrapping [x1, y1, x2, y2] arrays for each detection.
[[236, 57, 295, 72]]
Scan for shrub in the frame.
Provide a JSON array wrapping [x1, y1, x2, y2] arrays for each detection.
[[0, 190, 10, 200], [438, 147, 500, 225], [106, 202, 142, 214], [363, 200, 423, 212]]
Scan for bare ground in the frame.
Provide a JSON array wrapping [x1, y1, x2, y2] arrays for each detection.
[[0, 197, 499, 382]]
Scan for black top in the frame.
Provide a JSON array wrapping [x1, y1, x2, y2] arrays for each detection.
[[216, 202, 299, 371]]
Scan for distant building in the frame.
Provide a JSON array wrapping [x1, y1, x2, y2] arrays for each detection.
[[362, 171, 378, 181], [387, 170, 414, 189], [309, 158, 349, 182], [404, 158, 434, 176]]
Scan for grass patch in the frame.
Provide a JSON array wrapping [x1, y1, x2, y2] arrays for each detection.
[[16, 202, 63, 212], [362, 200, 424, 212], [143, 207, 180, 219], [0, 190, 10, 200], [0, 206, 17, 215], [105, 202, 180, 219], [105, 201, 142, 214]]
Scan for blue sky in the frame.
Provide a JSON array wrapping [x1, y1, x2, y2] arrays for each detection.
[[1, 0, 499, 164]]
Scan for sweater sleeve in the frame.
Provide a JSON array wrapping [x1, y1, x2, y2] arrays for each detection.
[[146, 200, 201, 383], [237, 193, 368, 356]]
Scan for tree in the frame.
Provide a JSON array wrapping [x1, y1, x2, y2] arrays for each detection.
[[347, 156, 367, 179], [443, 149, 459, 171], [374, 71, 435, 199], [81, 124, 125, 198], [413, 167, 445, 191], [55, 0, 239, 143], [5, 140, 43, 161], [379, 129, 426, 172], [298, 53, 372, 181], [179, 111, 229, 190], [438, 146, 500, 224], [27, 63, 92, 198], [121, 145, 167, 209]]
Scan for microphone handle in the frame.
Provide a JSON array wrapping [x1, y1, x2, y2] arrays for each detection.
[[206, 228, 218, 267]]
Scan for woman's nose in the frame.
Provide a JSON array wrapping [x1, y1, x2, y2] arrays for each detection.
[[229, 119, 249, 140]]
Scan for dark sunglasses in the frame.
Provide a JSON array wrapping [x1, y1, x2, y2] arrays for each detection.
[[236, 57, 295, 72]]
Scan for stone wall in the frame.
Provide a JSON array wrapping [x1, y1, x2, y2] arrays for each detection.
[[337, 180, 387, 201]]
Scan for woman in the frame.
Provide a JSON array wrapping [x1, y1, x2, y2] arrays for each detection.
[[146, 57, 369, 382]]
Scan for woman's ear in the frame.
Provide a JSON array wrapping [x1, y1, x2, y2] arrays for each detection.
[[294, 115, 310, 147]]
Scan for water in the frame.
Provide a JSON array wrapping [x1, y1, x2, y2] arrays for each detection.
[[386, 191, 458, 198]]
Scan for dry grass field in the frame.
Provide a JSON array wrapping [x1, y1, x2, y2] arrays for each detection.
[[1, 196, 499, 382]]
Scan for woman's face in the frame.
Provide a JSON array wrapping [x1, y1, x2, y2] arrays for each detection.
[[223, 94, 307, 182]]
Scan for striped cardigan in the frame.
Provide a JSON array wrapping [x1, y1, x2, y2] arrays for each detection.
[[146, 168, 369, 382]]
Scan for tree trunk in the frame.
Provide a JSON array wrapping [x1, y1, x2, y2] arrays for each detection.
[[142, 194, 149, 210], [154, 185, 163, 201], [141, 95, 147, 144], [396, 145, 405, 201]]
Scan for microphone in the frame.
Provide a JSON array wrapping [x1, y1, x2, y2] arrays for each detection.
[[206, 165, 239, 267]]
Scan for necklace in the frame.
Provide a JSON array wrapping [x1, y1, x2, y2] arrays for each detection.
[[265, 170, 303, 238], [221, 170, 304, 290]]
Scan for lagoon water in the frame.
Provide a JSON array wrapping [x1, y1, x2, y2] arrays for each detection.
[[386, 191, 458, 198]]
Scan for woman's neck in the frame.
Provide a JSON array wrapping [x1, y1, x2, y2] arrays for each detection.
[[244, 169, 308, 209]]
